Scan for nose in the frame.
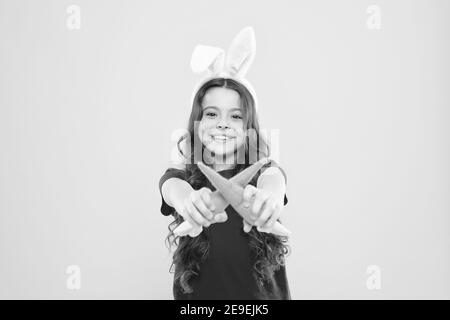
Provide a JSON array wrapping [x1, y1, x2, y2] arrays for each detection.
[[217, 123, 229, 129], [216, 117, 230, 129]]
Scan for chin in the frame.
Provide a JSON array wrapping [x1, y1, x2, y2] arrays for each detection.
[[203, 140, 244, 159], [208, 145, 235, 156]]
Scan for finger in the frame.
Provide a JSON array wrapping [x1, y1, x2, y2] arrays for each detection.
[[243, 219, 252, 233], [243, 185, 257, 206], [212, 212, 228, 223], [175, 220, 196, 237], [252, 191, 269, 216], [263, 203, 282, 229], [187, 201, 210, 227], [189, 225, 203, 237], [255, 200, 275, 227], [256, 224, 271, 233], [193, 196, 214, 221], [191, 191, 213, 220], [180, 202, 198, 227], [200, 188, 216, 212]]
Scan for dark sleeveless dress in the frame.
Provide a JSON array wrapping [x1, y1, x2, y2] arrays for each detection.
[[158, 161, 291, 300]]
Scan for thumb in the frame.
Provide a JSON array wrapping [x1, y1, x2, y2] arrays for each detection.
[[243, 219, 252, 233], [212, 212, 228, 223], [188, 225, 203, 237], [243, 185, 257, 207]]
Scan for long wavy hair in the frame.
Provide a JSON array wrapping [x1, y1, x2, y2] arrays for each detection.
[[166, 78, 290, 295]]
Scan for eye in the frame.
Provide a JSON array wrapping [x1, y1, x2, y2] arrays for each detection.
[[232, 114, 242, 119], [204, 111, 217, 117]]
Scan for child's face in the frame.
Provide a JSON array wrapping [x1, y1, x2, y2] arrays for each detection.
[[198, 87, 246, 159]]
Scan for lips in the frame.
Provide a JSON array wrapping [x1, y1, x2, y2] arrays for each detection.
[[210, 134, 235, 142]]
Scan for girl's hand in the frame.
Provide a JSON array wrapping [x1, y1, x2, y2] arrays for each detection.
[[179, 187, 228, 228], [242, 185, 283, 232], [187, 211, 228, 237]]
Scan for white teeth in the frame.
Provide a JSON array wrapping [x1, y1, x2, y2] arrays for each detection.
[[211, 135, 233, 141]]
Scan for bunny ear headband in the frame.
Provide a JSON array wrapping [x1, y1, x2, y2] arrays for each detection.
[[190, 26, 259, 110]]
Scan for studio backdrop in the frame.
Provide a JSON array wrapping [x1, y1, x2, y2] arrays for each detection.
[[0, 0, 449, 299]]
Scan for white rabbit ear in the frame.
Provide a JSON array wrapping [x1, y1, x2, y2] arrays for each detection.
[[225, 26, 256, 77], [190, 45, 225, 75]]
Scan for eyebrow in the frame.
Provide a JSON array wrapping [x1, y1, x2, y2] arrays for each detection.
[[203, 106, 242, 112]]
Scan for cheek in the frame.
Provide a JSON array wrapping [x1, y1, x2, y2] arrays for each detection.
[[232, 122, 245, 136], [199, 118, 215, 130], [197, 119, 213, 140], [233, 124, 246, 144]]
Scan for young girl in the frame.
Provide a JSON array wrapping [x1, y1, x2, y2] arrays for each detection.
[[159, 27, 291, 300]]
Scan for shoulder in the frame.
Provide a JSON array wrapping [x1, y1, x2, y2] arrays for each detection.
[[158, 166, 189, 195]]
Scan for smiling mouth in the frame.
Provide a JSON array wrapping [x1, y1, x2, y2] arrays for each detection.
[[210, 135, 235, 142]]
